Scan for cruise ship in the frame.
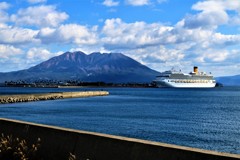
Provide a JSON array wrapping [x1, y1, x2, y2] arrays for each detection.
[[153, 66, 216, 88]]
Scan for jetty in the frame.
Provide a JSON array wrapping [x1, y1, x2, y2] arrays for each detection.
[[0, 91, 109, 104]]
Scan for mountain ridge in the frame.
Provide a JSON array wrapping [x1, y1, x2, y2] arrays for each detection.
[[0, 51, 160, 83], [1, 51, 240, 85], [216, 75, 240, 86]]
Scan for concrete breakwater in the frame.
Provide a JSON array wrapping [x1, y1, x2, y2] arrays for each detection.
[[0, 118, 239, 160], [0, 91, 109, 104]]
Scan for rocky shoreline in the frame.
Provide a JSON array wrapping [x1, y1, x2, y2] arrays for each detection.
[[0, 91, 109, 104]]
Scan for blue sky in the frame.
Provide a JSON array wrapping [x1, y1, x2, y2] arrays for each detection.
[[1, 0, 240, 76]]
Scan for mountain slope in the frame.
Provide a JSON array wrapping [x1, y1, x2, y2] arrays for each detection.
[[0, 51, 160, 83], [216, 75, 240, 86]]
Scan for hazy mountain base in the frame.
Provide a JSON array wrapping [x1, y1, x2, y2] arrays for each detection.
[[216, 75, 240, 86]]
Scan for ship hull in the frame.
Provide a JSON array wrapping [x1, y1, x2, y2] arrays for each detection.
[[155, 80, 216, 88], [153, 67, 216, 88]]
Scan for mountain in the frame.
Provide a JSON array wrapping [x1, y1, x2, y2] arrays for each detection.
[[0, 51, 160, 83], [216, 75, 240, 86]]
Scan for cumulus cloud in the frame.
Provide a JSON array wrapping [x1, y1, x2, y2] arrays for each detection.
[[27, 0, 47, 4], [11, 5, 68, 27], [192, 0, 240, 11], [0, 45, 22, 59], [0, 26, 38, 44], [26, 48, 62, 65], [125, 0, 150, 6], [182, 0, 240, 29], [100, 16, 240, 75], [193, 49, 231, 64], [0, 47, 63, 72], [101, 18, 228, 50], [102, 18, 174, 50], [103, 0, 119, 7], [204, 50, 229, 62], [183, 11, 228, 29], [37, 24, 98, 45], [122, 46, 186, 73], [1, 0, 240, 76], [0, 2, 10, 10], [0, 2, 10, 23], [27, 48, 51, 60], [143, 46, 184, 63], [210, 33, 240, 47]]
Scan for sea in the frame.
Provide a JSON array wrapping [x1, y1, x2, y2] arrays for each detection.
[[0, 86, 240, 154]]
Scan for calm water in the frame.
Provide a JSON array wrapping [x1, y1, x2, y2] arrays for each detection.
[[0, 87, 240, 154]]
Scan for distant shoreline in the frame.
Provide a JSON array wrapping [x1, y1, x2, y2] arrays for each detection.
[[1, 82, 155, 88], [0, 81, 225, 88]]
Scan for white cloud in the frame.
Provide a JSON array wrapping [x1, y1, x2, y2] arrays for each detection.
[[0, 26, 38, 44], [193, 48, 240, 65], [0, 23, 7, 28], [194, 49, 229, 63], [0, 2, 10, 10], [37, 24, 98, 45], [122, 46, 186, 73], [26, 48, 62, 65], [0, 57, 25, 72], [143, 46, 184, 62], [27, 0, 47, 4], [206, 50, 229, 62], [0, 47, 63, 72], [0, 12, 8, 23], [192, 0, 240, 11], [101, 18, 225, 50], [0, 0, 240, 76], [102, 18, 174, 50], [125, 0, 150, 6], [11, 5, 68, 27], [183, 10, 228, 29], [0, 2, 10, 23], [27, 48, 51, 61], [103, 0, 119, 7], [0, 45, 22, 59], [183, 0, 240, 29], [211, 33, 240, 47], [100, 17, 240, 75]]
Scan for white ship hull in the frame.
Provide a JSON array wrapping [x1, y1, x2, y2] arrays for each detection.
[[154, 67, 216, 88], [155, 79, 216, 88]]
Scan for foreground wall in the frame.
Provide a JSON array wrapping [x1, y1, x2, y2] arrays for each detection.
[[0, 118, 239, 160]]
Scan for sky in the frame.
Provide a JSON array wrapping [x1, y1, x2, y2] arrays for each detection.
[[1, 0, 240, 76]]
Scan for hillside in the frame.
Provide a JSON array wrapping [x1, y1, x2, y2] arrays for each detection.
[[216, 75, 240, 86], [0, 51, 160, 83]]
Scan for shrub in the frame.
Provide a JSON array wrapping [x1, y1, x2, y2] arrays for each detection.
[[0, 133, 41, 160]]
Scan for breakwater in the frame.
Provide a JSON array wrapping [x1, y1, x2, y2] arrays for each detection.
[[0, 91, 109, 104], [0, 118, 239, 160]]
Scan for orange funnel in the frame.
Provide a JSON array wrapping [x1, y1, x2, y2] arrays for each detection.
[[194, 66, 198, 74]]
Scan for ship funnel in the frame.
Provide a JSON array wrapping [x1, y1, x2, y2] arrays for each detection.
[[194, 66, 198, 74]]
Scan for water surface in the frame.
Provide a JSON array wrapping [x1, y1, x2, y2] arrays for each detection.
[[0, 87, 239, 154]]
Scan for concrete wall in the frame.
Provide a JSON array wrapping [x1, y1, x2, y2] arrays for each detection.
[[0, 118, 239, 160], [0, 91, 109, 104]]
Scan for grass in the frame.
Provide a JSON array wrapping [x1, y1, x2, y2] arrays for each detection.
[[0, 133, 91, 160], [0, 133, 41, 160]]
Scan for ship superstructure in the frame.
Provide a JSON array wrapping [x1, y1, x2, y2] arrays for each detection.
[[153, 66, 216, 88]]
